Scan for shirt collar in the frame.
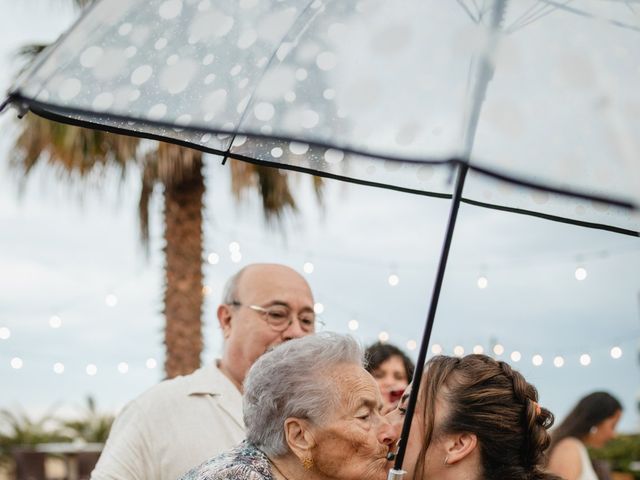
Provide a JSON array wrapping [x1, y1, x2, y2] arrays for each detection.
[[186, 361, 240, 396]]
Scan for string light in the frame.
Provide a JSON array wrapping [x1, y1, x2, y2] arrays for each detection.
[[579, 354, 591, 366], [348, 319, 359, 331], [388, 274, 399, 286], [202, 285, 213, 296], [117, 362, 129, 374], [207, 252, 219, 264], [230, 251, 242, 263], [10, 357, 23, 369], [493, 344, 504, 356], [473, 345, 484, 354], [532, 354, 543, 366], [610, 346, 622, 359], [86, 364, 98, 376], [477, 276, 488, 289], [431, 344, 443, 355], [510, 351, 522, 362], [49, 315, 62, 329], [146, 358, 157, 369], [453, 345, 465, 357], [314, 302, 324, 314], [105, 294, 118, 307], [53, 362, 64, 374], [228, 241, 241, 253], [407, 340, 417, 351], [0, 327, 10, 340], [553, 356, 565, 368], [378, 331, 389, 342], [575, 267, 587, 281], [303, 262, 314, 274]]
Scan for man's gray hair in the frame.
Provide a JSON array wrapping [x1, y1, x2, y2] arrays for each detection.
[[221, 267, 246, 304], [243, 332, 363, 456]]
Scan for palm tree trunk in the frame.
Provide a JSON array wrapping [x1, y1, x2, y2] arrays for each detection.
[[163, 157, 204, 379]]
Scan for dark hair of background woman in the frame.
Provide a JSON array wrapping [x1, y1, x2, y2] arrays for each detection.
[[550, 391, 623, 449], [364, 342, 415, 380]]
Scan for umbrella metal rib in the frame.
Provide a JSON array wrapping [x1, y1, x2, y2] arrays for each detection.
[[391, 163, 470, 474]]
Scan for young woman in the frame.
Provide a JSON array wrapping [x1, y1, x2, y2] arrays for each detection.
[[547, 391, 622, 480], [390, 354, 561, 480]]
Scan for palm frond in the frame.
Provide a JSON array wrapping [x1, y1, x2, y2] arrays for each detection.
[[15, 43, 48, 61], [11, 113, 140, 181]]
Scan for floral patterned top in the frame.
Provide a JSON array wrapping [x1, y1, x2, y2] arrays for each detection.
[[179, 441, 275, 480]]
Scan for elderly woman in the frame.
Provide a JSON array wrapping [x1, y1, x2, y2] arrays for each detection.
[[390, 354, 562, 480], [181, 332, 397, 480]]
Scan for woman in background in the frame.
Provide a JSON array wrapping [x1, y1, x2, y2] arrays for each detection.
[[547, 391, 622, 480], [365, 342, 415, 414]]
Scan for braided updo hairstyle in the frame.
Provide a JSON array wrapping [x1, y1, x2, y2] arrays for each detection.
[[414, 354, 562, 480]]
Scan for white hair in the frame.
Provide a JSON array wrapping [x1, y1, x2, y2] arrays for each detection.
[[243, 332, 363, 456]]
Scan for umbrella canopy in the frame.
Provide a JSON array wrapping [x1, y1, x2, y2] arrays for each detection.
[[3, 0, 639, 235]]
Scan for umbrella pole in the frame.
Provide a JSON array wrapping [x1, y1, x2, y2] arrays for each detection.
[[389, 161, 469, 478]]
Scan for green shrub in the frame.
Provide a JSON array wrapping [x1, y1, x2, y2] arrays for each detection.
[[591, 434, 640, 480]]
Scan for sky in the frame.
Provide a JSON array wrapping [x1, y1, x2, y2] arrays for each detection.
[[0, 1, 639, 433]]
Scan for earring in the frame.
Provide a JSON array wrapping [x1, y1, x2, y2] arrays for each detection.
[[303, 457, 314, 470], [590, 426, 598, 435], [443, 455, 449, 466]]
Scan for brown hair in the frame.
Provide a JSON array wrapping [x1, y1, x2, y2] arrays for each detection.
[[550, 391, 622, 449], [413, 354, 562, 480], [365, 341, 415, 381]]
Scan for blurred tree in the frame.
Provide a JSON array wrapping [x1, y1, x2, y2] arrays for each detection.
[[0, 407, 67, 469], [59, 396, 114, 443], [11, 0, 322, 378], [591, 434, 640, 480]]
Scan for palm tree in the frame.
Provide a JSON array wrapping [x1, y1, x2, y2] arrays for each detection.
[[59, 396, 114, 443], [0, 407, 68, 460], [11, 1, 321, 378]]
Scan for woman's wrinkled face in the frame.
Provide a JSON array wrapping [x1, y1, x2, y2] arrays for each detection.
[[371, 355, 410, 414], [310, 364, 398, 480]]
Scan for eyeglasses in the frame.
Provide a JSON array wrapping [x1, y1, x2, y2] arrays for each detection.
[[230, 301, 323, 332]]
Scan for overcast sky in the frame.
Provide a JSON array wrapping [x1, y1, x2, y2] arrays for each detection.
[[1, 1, 639, 432]]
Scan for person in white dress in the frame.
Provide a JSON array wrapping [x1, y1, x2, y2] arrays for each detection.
[[547, 391, 622, 480]]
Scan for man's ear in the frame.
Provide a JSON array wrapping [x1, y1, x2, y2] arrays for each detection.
[[217, 304, 233, 339], [444, 432, 477, 465], [283, 418, 317, 461]]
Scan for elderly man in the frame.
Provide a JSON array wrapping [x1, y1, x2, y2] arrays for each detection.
[[91, 264, 316, 480]]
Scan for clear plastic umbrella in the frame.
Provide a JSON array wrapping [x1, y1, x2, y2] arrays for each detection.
[[3, 0, 639, 475]]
